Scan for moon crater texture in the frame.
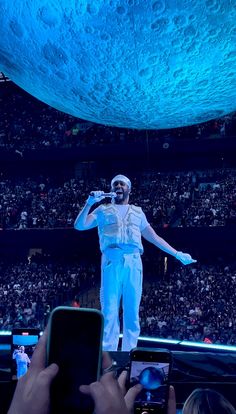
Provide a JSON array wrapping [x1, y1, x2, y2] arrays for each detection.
[[0, 1, 235, 129]]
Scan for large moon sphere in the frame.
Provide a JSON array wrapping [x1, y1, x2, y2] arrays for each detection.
[[0, 1, 236, 129]]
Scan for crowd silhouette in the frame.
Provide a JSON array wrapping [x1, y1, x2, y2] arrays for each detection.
[[1, 83, 236, 152], [1, 257, 236, 346], [0, 168, 235, 230]]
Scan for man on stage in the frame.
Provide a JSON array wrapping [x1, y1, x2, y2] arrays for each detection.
[[12, 346, 31, 379], [74, 174, 196, 351]]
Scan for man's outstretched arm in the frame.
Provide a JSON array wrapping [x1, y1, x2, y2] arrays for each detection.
[[141, 225, 197, 265]]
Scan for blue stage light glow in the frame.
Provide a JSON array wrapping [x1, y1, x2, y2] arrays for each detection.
[[180, 341, 236, 352], [0, 1, 235, 129], [137, 335, 180, 345], [132, 335, 236, 352], [0, 331, 44, 336]]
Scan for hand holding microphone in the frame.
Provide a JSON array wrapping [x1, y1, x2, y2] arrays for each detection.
[[86, 191, 116, 206]]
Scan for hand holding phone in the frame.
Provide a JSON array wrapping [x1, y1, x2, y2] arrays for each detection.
[[47, 306, 103, 414], [129, 348, 172, 414]]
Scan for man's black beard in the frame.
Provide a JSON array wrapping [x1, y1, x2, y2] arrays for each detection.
[[114, 192, 129, 204]]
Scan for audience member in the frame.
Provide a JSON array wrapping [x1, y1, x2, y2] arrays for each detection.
[[183, 388, 236, 414]]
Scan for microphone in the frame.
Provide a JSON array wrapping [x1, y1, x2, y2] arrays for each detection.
[[90, 191, 117, 198]]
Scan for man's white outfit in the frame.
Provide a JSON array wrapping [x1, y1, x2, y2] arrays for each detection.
[[75, 174, 196, 351], [13, 350, 30, 378], [92, 203, 149, 351]]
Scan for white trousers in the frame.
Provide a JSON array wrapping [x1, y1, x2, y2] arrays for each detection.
[[100, 250, 143, 351]]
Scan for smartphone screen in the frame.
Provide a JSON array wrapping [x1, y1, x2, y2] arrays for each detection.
[[11, 328, 40, 381], [129, 348, 172, 414], [47, 306, 103, 414]]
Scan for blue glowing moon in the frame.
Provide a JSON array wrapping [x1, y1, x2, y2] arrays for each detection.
[[139, 367, 164, 390], [0, 1, 235, 129]]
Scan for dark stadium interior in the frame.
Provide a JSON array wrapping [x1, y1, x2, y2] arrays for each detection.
[[0, 77, 236, 413]]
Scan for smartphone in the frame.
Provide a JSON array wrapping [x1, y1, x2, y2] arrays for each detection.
[[47, 306, 104, 414], [129, 348, 172, 414], [11, 328, 40, 381]]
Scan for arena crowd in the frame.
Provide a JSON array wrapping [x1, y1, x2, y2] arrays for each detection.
[[0, 257, 236, 346], [140, 262, 236, 345], [0, 258, 99, 331], [0, 168, 235, 230], [0, 83, 236, 151], [0, 81, 236, 349]]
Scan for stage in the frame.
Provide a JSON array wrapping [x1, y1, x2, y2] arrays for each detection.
[[1, 333, 236, 413]]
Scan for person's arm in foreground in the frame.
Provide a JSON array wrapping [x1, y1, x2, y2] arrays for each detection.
[[118, 370, 176, 414], [7, 329, 58, 414], [80, 352, 142, 414], [142, 225, 197, 265], [74, 191, 105, 230]]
